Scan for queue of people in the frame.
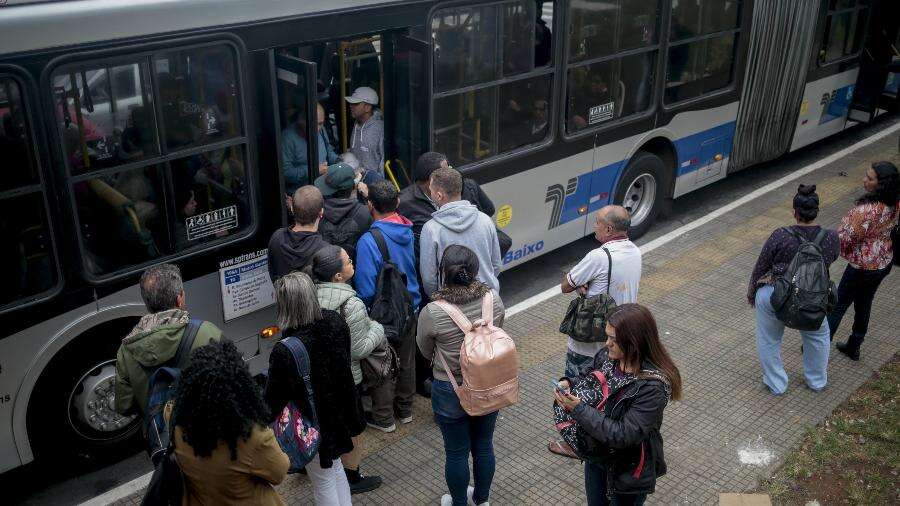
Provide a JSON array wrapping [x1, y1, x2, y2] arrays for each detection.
[[114, 149, 896, 505]]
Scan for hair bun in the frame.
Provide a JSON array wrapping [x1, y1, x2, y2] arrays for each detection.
[[797, 184, 816, 196], [452, 268, 472, 285]]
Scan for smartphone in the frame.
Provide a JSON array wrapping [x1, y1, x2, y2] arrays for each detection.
[[551, 380, 566, 393]]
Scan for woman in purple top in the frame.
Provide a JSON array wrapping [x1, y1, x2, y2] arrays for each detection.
[[747, 185, 839, 395]]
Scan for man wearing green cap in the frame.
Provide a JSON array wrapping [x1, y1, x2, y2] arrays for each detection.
[[316, 162, 373, 261]]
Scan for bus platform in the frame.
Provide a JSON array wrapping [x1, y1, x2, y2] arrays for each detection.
[[112, 132, 899, 506]]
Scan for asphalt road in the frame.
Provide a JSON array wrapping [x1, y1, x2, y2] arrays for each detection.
[[4, 115, 897, 506]]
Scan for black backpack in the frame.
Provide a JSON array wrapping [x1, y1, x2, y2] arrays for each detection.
[[140, 319, 201, 506], [367, 228, 415, 347], [770, 228, 836, 331], [320, 211, 364, 261]]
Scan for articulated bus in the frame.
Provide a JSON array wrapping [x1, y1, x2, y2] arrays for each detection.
[[0, 0, 896, 473]]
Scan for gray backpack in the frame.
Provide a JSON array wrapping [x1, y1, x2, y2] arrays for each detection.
[[770, 228, 836, 331]]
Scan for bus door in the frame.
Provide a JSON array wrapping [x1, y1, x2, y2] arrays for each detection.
[[384, 33, 431, 188], [273, 53, 319, 202]]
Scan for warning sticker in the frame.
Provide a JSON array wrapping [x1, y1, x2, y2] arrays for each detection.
[[496, 204, 512, 229], [219, 249, 275, 321], [186, 205, 238, 241], [589, 102, 615, 125]]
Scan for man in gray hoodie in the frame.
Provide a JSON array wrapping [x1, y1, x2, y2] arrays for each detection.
[[419, 167, 501, 297]]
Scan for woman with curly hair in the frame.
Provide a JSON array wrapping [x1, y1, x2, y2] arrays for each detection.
[[264, 271, 365, 506], [170, 339, 289, 505], [828, 161, 899, 360]]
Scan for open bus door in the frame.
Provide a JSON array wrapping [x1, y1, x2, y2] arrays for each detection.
[[384, 33, 431, 189], [273, 53, 319, 205]]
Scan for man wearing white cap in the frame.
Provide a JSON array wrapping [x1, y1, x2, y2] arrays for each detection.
[[346, 86, 384, 183]]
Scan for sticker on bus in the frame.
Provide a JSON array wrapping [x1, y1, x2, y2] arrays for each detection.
[[589, 102, 614, 125], [219, 249, 275, 321], [186, 205, 238, 241]]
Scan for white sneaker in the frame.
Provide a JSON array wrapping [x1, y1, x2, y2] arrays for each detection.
[[441, 494, 453, 506], [467, 486, 489, 506]]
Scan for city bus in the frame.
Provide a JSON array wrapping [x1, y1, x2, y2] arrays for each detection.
[[0, 0, 896, 473]]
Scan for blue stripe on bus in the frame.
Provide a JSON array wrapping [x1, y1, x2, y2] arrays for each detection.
[[555, 121, 737, 227], [673, 121, 736, 176]]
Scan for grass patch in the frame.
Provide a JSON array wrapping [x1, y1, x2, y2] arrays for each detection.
[[759, 354, 899, 505]]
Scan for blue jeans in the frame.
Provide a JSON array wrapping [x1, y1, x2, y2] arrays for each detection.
[[431, 379, 498, 506], [584, 461, 647, 506], [755, 285, 830, 394], [565, 349, 595, 378]]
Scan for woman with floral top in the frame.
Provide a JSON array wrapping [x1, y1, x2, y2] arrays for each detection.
[[827, 161, 899, 361]]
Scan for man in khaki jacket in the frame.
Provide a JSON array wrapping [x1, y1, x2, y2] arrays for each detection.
[[115, 263, 222, 417]]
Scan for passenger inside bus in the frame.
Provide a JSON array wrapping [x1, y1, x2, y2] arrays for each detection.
[[281, 103, 339, 196]]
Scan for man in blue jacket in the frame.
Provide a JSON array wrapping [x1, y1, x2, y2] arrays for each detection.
[[355, 180, 421, 427]]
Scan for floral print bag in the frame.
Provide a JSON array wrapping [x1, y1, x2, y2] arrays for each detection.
[[270, 336, 321, 473]]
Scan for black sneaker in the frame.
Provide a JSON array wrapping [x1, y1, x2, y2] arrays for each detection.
[[836, 341, 860, 361], [345, 468, 383, 494]]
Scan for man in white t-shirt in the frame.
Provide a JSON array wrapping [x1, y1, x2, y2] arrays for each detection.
[[560, 205, 642, 377]]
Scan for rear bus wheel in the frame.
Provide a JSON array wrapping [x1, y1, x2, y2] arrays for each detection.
[[614, 152, 666, 239]]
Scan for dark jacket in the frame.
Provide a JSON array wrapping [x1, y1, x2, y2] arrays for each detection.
[[267, 228, 329, 283], [462, 178, 495, 217], [321, 196, 373, 255], [565, 348, 670, 495], [398, 183, 437, 259], [263, 310, 365, 467]]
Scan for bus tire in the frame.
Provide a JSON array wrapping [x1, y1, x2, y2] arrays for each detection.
[[614, 151, 666, 239], [26, 321, 142, 462]]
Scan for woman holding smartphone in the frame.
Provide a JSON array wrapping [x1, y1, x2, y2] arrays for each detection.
[[554, 304, 682, 506]]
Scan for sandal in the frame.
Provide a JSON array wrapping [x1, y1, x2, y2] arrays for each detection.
[[548, 439, 580, 460]]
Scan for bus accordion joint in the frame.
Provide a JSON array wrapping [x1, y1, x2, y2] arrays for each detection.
[[259, 326, 280, 339]]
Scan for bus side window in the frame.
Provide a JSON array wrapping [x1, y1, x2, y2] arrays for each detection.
[[0, 77, 59, 309], [52, 43, 253, 278], [52, 62, 159, 173], [431, 0, 556, 167], [665, 0, 741, 104], [565, 0, 659, 133], [819, 0, 869, 64]]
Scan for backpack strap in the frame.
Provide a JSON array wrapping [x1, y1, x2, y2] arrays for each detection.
[[432, 299, 474, 332], [370, 227, 392, 263], [811, 228, 828, 247], [280, 336, 319, 427], [480, 291, 494, 326], [601, 247, 612, 295], [435, 348, 463, 395], [173, 319, 202, 369]]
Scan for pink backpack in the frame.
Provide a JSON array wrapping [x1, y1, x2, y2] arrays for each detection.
[[434, 292, 519, 416]]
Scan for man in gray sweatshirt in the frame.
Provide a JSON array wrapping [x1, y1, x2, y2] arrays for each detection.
[[419, 166, 501, 297]]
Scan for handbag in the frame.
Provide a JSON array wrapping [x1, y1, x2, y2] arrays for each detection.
[[559, 248, 617, 343], [552, 370, 610, 458], [496, 228, 512, 257], [361, 340, 400, 390], [270, 336, 321, 473]]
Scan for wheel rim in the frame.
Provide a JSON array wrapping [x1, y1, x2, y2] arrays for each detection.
[[67, 359, 138, 440], [621, 173, 657, 227]]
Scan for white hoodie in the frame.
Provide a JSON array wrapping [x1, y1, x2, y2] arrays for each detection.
[[419, 200, 502, 297]]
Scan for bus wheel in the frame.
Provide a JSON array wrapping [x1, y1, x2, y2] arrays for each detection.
[[27, 328, 141, 461], [614, 151, 665, 239]]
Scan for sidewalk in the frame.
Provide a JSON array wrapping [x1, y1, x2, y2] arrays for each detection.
[[116, 130, 900, 505]]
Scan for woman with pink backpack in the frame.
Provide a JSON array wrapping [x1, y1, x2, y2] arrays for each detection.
[[417, 245, 518, 506]]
